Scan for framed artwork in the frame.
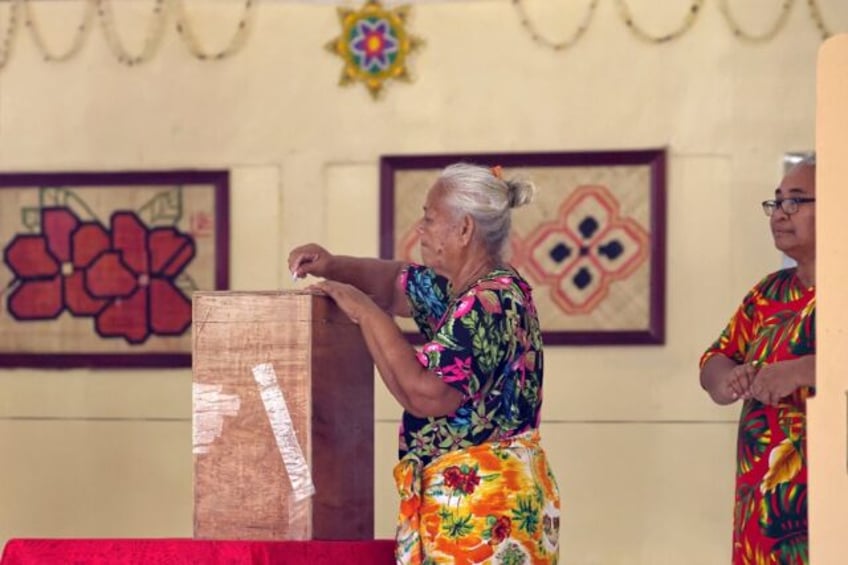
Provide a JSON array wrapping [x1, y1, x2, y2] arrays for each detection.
[[0, 170, 229, 368], [380, 150, 666, 345]]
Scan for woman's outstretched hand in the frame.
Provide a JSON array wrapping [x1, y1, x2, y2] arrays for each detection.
[[288, 243, 333, 280]]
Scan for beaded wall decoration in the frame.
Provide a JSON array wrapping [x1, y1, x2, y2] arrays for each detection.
[[513, 0, 841, 51], [718, 0, 795, 43], [174, 0, 255, 61], [325, 0, 423, 99], [97, 0, 168, 66], [614, 0, 705, 44], [513, 0, 599, 51], [23, 0, 95, 62], [0, 0, 256, 70], [0, 1, 842, 70]]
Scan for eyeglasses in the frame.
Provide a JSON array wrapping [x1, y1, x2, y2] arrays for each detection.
[[761, 197, 816, 216]]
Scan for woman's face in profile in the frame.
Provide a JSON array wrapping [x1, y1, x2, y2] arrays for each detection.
[[417, 185, 460, 275], [770, 163, 816, 262]]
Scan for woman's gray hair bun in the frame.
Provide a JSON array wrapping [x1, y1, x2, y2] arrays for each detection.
[[436, 162, 537, 261], [505, 177, 536, 209]]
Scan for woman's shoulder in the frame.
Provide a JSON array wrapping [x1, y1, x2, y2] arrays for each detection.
[[750, 267, 805, 300], [754, 267, 795, 286], [469, 267, 535, 306], [473, 266, 527, 290]]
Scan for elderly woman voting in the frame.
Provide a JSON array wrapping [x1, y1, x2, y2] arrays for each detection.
[[699, 157, 816, 564], [289, 163, 560, 564]]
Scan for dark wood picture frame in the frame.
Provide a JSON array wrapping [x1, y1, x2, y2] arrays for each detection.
[[380, 150, 666, 345], [0, 170, 229, 368]]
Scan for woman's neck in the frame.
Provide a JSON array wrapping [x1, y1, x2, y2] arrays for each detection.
[[796, 261, 815, 288], [449, 256, 496, 297]]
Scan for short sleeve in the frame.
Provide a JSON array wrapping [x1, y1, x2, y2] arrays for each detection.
[[700, 286, 758, 368], [401, 264, 450, 341]]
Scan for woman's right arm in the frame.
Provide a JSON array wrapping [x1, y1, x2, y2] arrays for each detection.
[[700, 281, 762, 406], [700, 354, 757, 405], [288, 243, 411, 317]]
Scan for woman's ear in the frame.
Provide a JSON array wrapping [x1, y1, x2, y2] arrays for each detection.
[[459, 214, 475, 245]]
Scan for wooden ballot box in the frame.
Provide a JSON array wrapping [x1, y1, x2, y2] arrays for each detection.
[[192, 291, 374, 540]]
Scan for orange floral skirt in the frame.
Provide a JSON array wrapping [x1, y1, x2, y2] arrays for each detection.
[[394, 430, 560, 564]]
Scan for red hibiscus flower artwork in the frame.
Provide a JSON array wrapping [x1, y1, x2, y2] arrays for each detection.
[[0, 170, 228, 368], [3, 207, 196, 345], [5, 208, 110, 320], [86, 211, 195, 344]]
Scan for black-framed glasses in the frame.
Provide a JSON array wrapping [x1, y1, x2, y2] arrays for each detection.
[[761, 197, 816, 216]]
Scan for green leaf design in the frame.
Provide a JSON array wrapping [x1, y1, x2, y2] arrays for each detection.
[[789, 305, 815, 357], [470, 404, 498, 435], [437, 427, 466, 449], [408, 428, 436, 454], [734, 484, 757, 543], [21, 207, 41, 232], [39, 187, 98, 222], [512, 495, 539, 535], [175, 273, 199, 296], [777, 409, 806, 447], [773, 535, 809, 565], [738, 403, 771, 474], [434, 327, 461, 350], [137, 187, 183, 227], [747, 309, 795, 363], [470, 312, 500, 374], [441, 512, 474, 539], [759, 482, 807, 541]]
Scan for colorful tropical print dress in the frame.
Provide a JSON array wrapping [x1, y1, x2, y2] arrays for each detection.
[[701, 268, 815, 564], [395, 265, 560, 565]]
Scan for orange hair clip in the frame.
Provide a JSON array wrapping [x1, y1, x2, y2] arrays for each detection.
[[490, 165, 504, 180]]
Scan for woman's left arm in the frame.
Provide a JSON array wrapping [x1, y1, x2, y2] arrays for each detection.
[[750, 355, 816, 406], [314, 280, 463, 418], [792, 354, 816, 388]]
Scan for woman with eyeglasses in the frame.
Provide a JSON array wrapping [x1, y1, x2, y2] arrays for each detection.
[[699, 155, 816, 564]]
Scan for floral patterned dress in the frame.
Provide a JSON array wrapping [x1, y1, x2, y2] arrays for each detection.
[[701, 268, 815, 564], [394, 265, 560, 565]]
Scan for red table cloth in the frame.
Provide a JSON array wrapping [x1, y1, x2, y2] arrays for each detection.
[[1, 538, 396, 564]]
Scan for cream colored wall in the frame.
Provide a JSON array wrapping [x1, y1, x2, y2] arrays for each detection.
[[809, 33, 848, 565], [0, 2, 840, 563]]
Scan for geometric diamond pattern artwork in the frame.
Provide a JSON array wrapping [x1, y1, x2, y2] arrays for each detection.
[[381, 149, 666, 345], [522, 185, 649, 314]]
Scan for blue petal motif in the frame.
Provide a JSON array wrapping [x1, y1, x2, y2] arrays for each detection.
[[449, 405, 472, 429], [409, 269, 447, 320]]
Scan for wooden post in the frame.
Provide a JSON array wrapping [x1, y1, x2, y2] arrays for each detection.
[[809, 33, 848, 564]]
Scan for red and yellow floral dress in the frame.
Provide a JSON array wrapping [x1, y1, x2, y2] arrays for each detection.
[[701, 268, 815, 564]]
